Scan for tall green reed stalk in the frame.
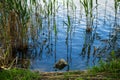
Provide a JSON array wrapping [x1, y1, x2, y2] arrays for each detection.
[[0, 0, 36, 68], [79, 0, 94, 31], [114, 0, 120, 20], [64, 15, 71, 33]]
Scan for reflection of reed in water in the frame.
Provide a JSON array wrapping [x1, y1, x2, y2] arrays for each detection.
[[80, 32, 92, 64]]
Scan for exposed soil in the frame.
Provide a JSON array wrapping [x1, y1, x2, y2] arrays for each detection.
[[37, 70, 119, 80]]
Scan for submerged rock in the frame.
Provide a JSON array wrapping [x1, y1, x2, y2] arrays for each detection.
[[54, 59, 68, 70]]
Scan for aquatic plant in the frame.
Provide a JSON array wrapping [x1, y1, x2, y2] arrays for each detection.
[[114, 0, 120, 23], [0, 0, 36, 68], [79, 0, 94, 32]]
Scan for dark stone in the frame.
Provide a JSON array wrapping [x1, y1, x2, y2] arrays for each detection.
[[86, 27, 92, 32], [54, 59, 68, 70]]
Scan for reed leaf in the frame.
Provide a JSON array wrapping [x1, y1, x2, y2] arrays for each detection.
[[53, 20, 57, 35], [63, 15, 71, 32]]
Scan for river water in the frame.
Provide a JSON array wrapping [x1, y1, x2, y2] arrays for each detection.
[[25, 0, 120, 72]]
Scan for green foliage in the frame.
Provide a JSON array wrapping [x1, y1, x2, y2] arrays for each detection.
[[110, 50, 116, 60], [0, 68, 40, 80], [115, 0, 120, 8], [79, 0, 89, 16], [89, 51, 120, 79], [75, 78, 84, 80], [53, 20, 57, 35], [63, 15, 71, 32], [79, 0, 94, 29], [91, 58, 120, 73], [79, 0, 93, 17], [0, 0, 29, 68], [64, 72, 70, 79]]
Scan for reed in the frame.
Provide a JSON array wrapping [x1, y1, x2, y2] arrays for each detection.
[[79, 0, 94, 32], [64, 15, 71, 33], [114, 0, 120, 17], [53, 18, 57, 35], [0, 0, 36, 68]]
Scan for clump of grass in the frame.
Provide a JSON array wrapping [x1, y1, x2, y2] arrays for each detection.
[[0, 68, 40, 80], [76, 78, 84, 80], [90, 59, 120, 73], [89, 51, 120, 79]]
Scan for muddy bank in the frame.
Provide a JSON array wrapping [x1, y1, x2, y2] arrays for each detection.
[[33, 70, 113, 80]]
